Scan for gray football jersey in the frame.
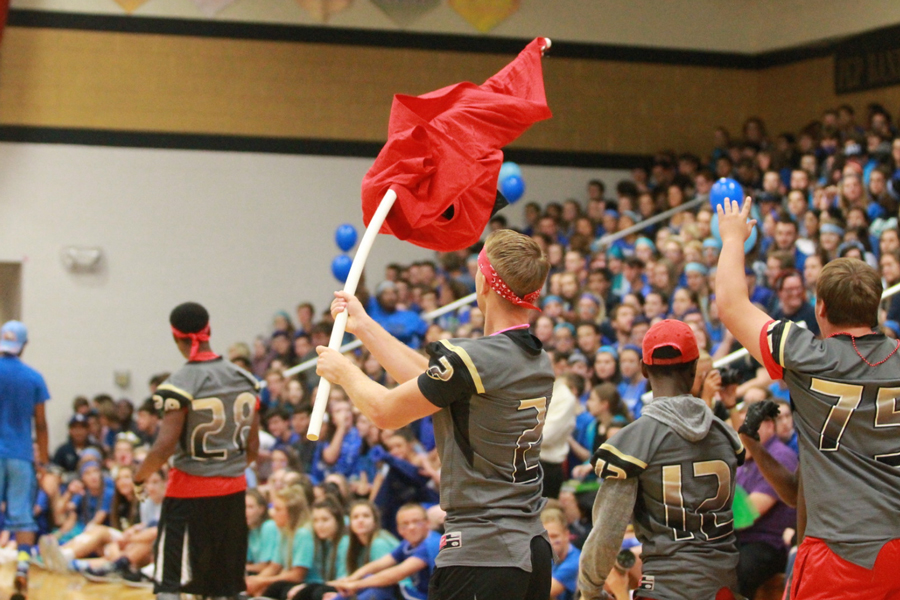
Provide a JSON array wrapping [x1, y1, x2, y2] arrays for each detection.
[[154, 357, 259, 478], [762, 320, 900, 568], [416, 330, 555, 571], [594, 408, 743, 600]]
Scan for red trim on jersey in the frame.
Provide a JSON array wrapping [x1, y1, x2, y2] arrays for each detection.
[[759, 319, 784, 380], [165, 467, 246, 498], [791, 537, 900, 599]]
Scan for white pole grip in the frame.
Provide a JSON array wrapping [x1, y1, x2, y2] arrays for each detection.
[[307, 188, 398, 441]]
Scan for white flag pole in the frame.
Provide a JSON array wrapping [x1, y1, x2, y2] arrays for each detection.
[[307, 188, 398, 441]]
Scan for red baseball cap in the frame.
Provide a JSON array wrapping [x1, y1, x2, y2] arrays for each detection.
[[642, 319, 700, 365]]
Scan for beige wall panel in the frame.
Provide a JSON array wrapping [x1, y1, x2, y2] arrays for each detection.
[[759, 56, 900, 137], [0, 27, 761, 157]]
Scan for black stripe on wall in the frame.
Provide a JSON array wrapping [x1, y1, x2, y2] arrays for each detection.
[[0, 125, 650, 169], [6, 8, 841, 69]]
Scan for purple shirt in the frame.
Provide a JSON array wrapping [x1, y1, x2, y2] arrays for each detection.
[[736, 436, 798, 549]]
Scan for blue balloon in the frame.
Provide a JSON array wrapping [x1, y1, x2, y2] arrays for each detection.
[[335, 224, 358, 252], [711, 212, 758, 253], [331, 255, 352, 283], [498, 162, 522, 183], [710, 178, 745, 211], [500, 174, 526, 203]]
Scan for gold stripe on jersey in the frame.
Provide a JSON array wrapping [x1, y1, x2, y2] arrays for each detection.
[[599, 442, 648, 469], [777, 321, 793, 365], [156, 383, 194, 402], [439, 339, 485, 394]]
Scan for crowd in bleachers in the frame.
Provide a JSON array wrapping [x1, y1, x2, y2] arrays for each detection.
[[19, 101, 900, 599]]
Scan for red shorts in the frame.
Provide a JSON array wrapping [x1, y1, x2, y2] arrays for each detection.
[[791, 537, 900, 600]]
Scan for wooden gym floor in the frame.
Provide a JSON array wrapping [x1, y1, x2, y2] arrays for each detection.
[[0, 562, 152, 600]]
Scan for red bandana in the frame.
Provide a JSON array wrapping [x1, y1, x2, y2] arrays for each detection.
[[477, 247, 541, 311], [171, 324, 217, 361]]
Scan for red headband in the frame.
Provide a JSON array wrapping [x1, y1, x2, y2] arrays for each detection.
[[172, 324, 211, 361], [478, 247, 542, 311]]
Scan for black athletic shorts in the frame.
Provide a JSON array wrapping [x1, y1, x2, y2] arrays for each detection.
[[428, 535, 552, 600], [153, 491, 247, 597]]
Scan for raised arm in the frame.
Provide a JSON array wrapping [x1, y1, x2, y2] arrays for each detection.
[[715, 199, 773, 365], [738, 434, 799, 508], [331, 291, 428, 383]]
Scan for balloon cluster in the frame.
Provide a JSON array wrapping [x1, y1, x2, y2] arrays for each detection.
[[498, 162, 526, 203], [709, 177, 758, 253], [331, 224, 358, 283]]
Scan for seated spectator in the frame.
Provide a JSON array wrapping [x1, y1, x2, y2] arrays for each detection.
[[290, 403, 316, 473], [733, 399, 798, 599], [54, 458, 114, 542], [542, 507, 580, 600], [371, 430, 440, 535], [542, 371, 578, 498], [41, 467, 165, 583], [247, 488, 279, 574], [329, 503, 440, 600], [367, 281, 428, 349], [771, 270, 820, 335], [134, 399, 160, 446], [52, 414, 102, 474], [570, 383, 631, 479], [616, 345, 646, 418], [247, 485, 312, 598], [268, 408, 300, 452], [285, 498, 348, 600], [310, 393, 361, 485], [337, 500, 398, 597]]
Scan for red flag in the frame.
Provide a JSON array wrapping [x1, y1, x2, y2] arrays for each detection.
[[361, 37, 552, 252]]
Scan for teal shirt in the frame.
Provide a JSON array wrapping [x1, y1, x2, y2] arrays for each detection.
[[307, 534, 349, 583], [336, 530, 399, 578], [248, 519, 279, 563], [266, 525, 315, 571]]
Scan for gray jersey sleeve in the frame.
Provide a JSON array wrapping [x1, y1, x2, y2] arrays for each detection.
[[417, 340, 478, 408], [592, 417, 664, 480]]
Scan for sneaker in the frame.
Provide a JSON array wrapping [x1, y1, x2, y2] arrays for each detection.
[[121, 568, 154, 589], [37, 536, 67, 574], [30, 555, 48, 571], [82, 563, 123, 583]]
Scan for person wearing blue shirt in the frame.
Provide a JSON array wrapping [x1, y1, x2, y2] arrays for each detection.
[[367, 281, 428, 349], [309, 397, 362, 485], [0, 320, 50, 597], [542, 507, 580, 600], [329, 503, 440, 600]]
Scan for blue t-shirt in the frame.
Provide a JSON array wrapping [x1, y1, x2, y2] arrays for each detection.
[[0, 355, 50, 462], [389, 531, 441, 600], [72, 477, 115, 526], [552, 544, 581, 600], [310, 427, 362, 484]]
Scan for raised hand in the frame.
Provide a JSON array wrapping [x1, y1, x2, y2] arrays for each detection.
[[716, 197, 757, 246], [738, 399, 780, 441]]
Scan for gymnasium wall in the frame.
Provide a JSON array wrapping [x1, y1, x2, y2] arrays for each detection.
[[0, 141, 626, 442]]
